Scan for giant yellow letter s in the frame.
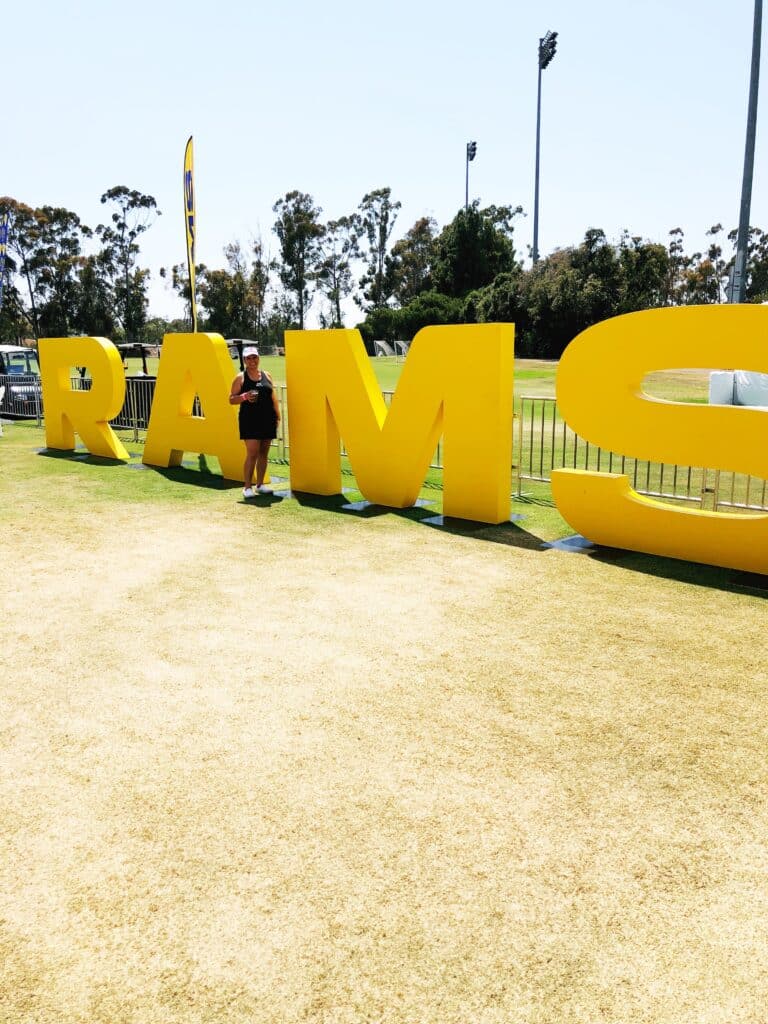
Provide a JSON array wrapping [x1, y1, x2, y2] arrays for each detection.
[[286, 324, 514, 523], [39, 336, 129, 460], [552, 305, 768, 574]]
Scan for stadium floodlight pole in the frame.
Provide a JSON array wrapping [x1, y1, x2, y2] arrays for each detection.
[[533, 29, 558, 264], [731, 0, 763, 303], [465, 141, 477, 209]]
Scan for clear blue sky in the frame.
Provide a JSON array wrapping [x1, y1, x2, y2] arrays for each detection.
[[4, 0, 765, 322]]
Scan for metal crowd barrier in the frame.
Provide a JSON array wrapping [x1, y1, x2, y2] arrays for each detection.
[[336, 390, 443, 470], [74, 376, 290, 452], [70, 376, 207, 443], [515, 395, 768, 513], [3, 376, 441, 469], [68, 374, 155, 442], [11, 376, 763, 513], [110, 376, 156, 438], [0, 373, 43, 422]]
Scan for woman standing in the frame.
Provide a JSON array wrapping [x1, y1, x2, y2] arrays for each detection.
[[230, 346, 281, 497]]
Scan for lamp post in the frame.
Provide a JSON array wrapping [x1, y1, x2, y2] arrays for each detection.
[[465, 141, 477, 210], [730, 0, 762, 302], [532, 29, 558, 264]]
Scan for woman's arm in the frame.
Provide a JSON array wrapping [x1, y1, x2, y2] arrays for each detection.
[[230, 373, 252, 405]]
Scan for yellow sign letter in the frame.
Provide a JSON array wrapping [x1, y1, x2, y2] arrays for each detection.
[[552, 305, 768, 574], [143, 333, 244, 479], [286, 325, 513, 523], [38, 336, 128, 460]]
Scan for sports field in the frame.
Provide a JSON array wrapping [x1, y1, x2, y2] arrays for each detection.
[[1, 417, 767, 1024], [125, 353, 713, 406]]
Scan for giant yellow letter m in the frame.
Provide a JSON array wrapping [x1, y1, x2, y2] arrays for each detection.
[[286, 325, 514, 523]]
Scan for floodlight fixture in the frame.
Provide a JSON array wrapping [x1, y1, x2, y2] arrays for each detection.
[[465, 140, 478, 209], [533, 29, 559, 263], [539, 30, 558, 70]]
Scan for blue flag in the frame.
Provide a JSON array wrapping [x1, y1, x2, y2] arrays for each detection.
[[0, 212, 9, 312]]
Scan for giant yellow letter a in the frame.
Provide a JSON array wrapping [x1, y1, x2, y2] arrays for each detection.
[[39, 336, 128, 460], [286, 325, 513, 523], [143, 333, 243, 479], [553, 305, 768, 574]]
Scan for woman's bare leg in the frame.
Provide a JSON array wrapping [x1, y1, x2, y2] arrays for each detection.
[[243, 440, 259, 489], [255, 440, 272, 487]]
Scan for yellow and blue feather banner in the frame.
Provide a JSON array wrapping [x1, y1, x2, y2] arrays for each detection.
[[183, 136, 198, 332]]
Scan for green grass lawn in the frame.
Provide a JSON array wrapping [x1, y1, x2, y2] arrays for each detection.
[[6, 392, 768, 1024], [0, 418, 570, 541]]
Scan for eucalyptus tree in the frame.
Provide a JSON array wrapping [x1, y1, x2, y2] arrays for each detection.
[[431, 202, 520, 298], [315, 216, 358, 327], [615, 233, 671, 313], [0, 198, 47, 338], [35, 206, 91, 336], [0, 279, 27, 342], [73, 252, 117, 337], [386, 216, 437, 305], [97, 186, 161, 340], [704, 223, 728, 303], [262, 293, 298, 351], [662, 228, 692, 306], [160, 261, 205, 330], [202, 242, 253, 337], [272, 191, 324, 330], [248, 235, 272, 343], [354, 187, 401, 310], [0, 197, 90, 338], [725, 224, 768, 302], [179, 237, 274, 340]]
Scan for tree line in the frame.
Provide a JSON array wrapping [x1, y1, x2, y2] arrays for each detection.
[[3, 186, 768, 358], [0, 188, 161, 346]]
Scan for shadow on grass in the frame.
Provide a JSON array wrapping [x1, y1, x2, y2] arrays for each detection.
[[246, 479, 768, 590], [37, 449, 127, 468], [421, 516, 544, 551], [291, 490, 433, 524], [37, 448, 238, 487], [290, 490, 544, 550], [584, 546, 768, 599], [151, 465, 241, 491], [518, 487, 768, 594]]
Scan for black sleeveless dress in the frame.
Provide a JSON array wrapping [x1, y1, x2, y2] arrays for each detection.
[[238, 370, 278, 440]]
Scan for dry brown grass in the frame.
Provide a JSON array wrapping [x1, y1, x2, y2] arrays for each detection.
[[2, 490, 768, 1023]]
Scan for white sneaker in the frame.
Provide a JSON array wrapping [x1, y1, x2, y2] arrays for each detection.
[[256, 483, 273, 494], [243, 486, 255, 498]]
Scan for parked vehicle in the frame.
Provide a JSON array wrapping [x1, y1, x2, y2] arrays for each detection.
[[0, 345, 42, 419]]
